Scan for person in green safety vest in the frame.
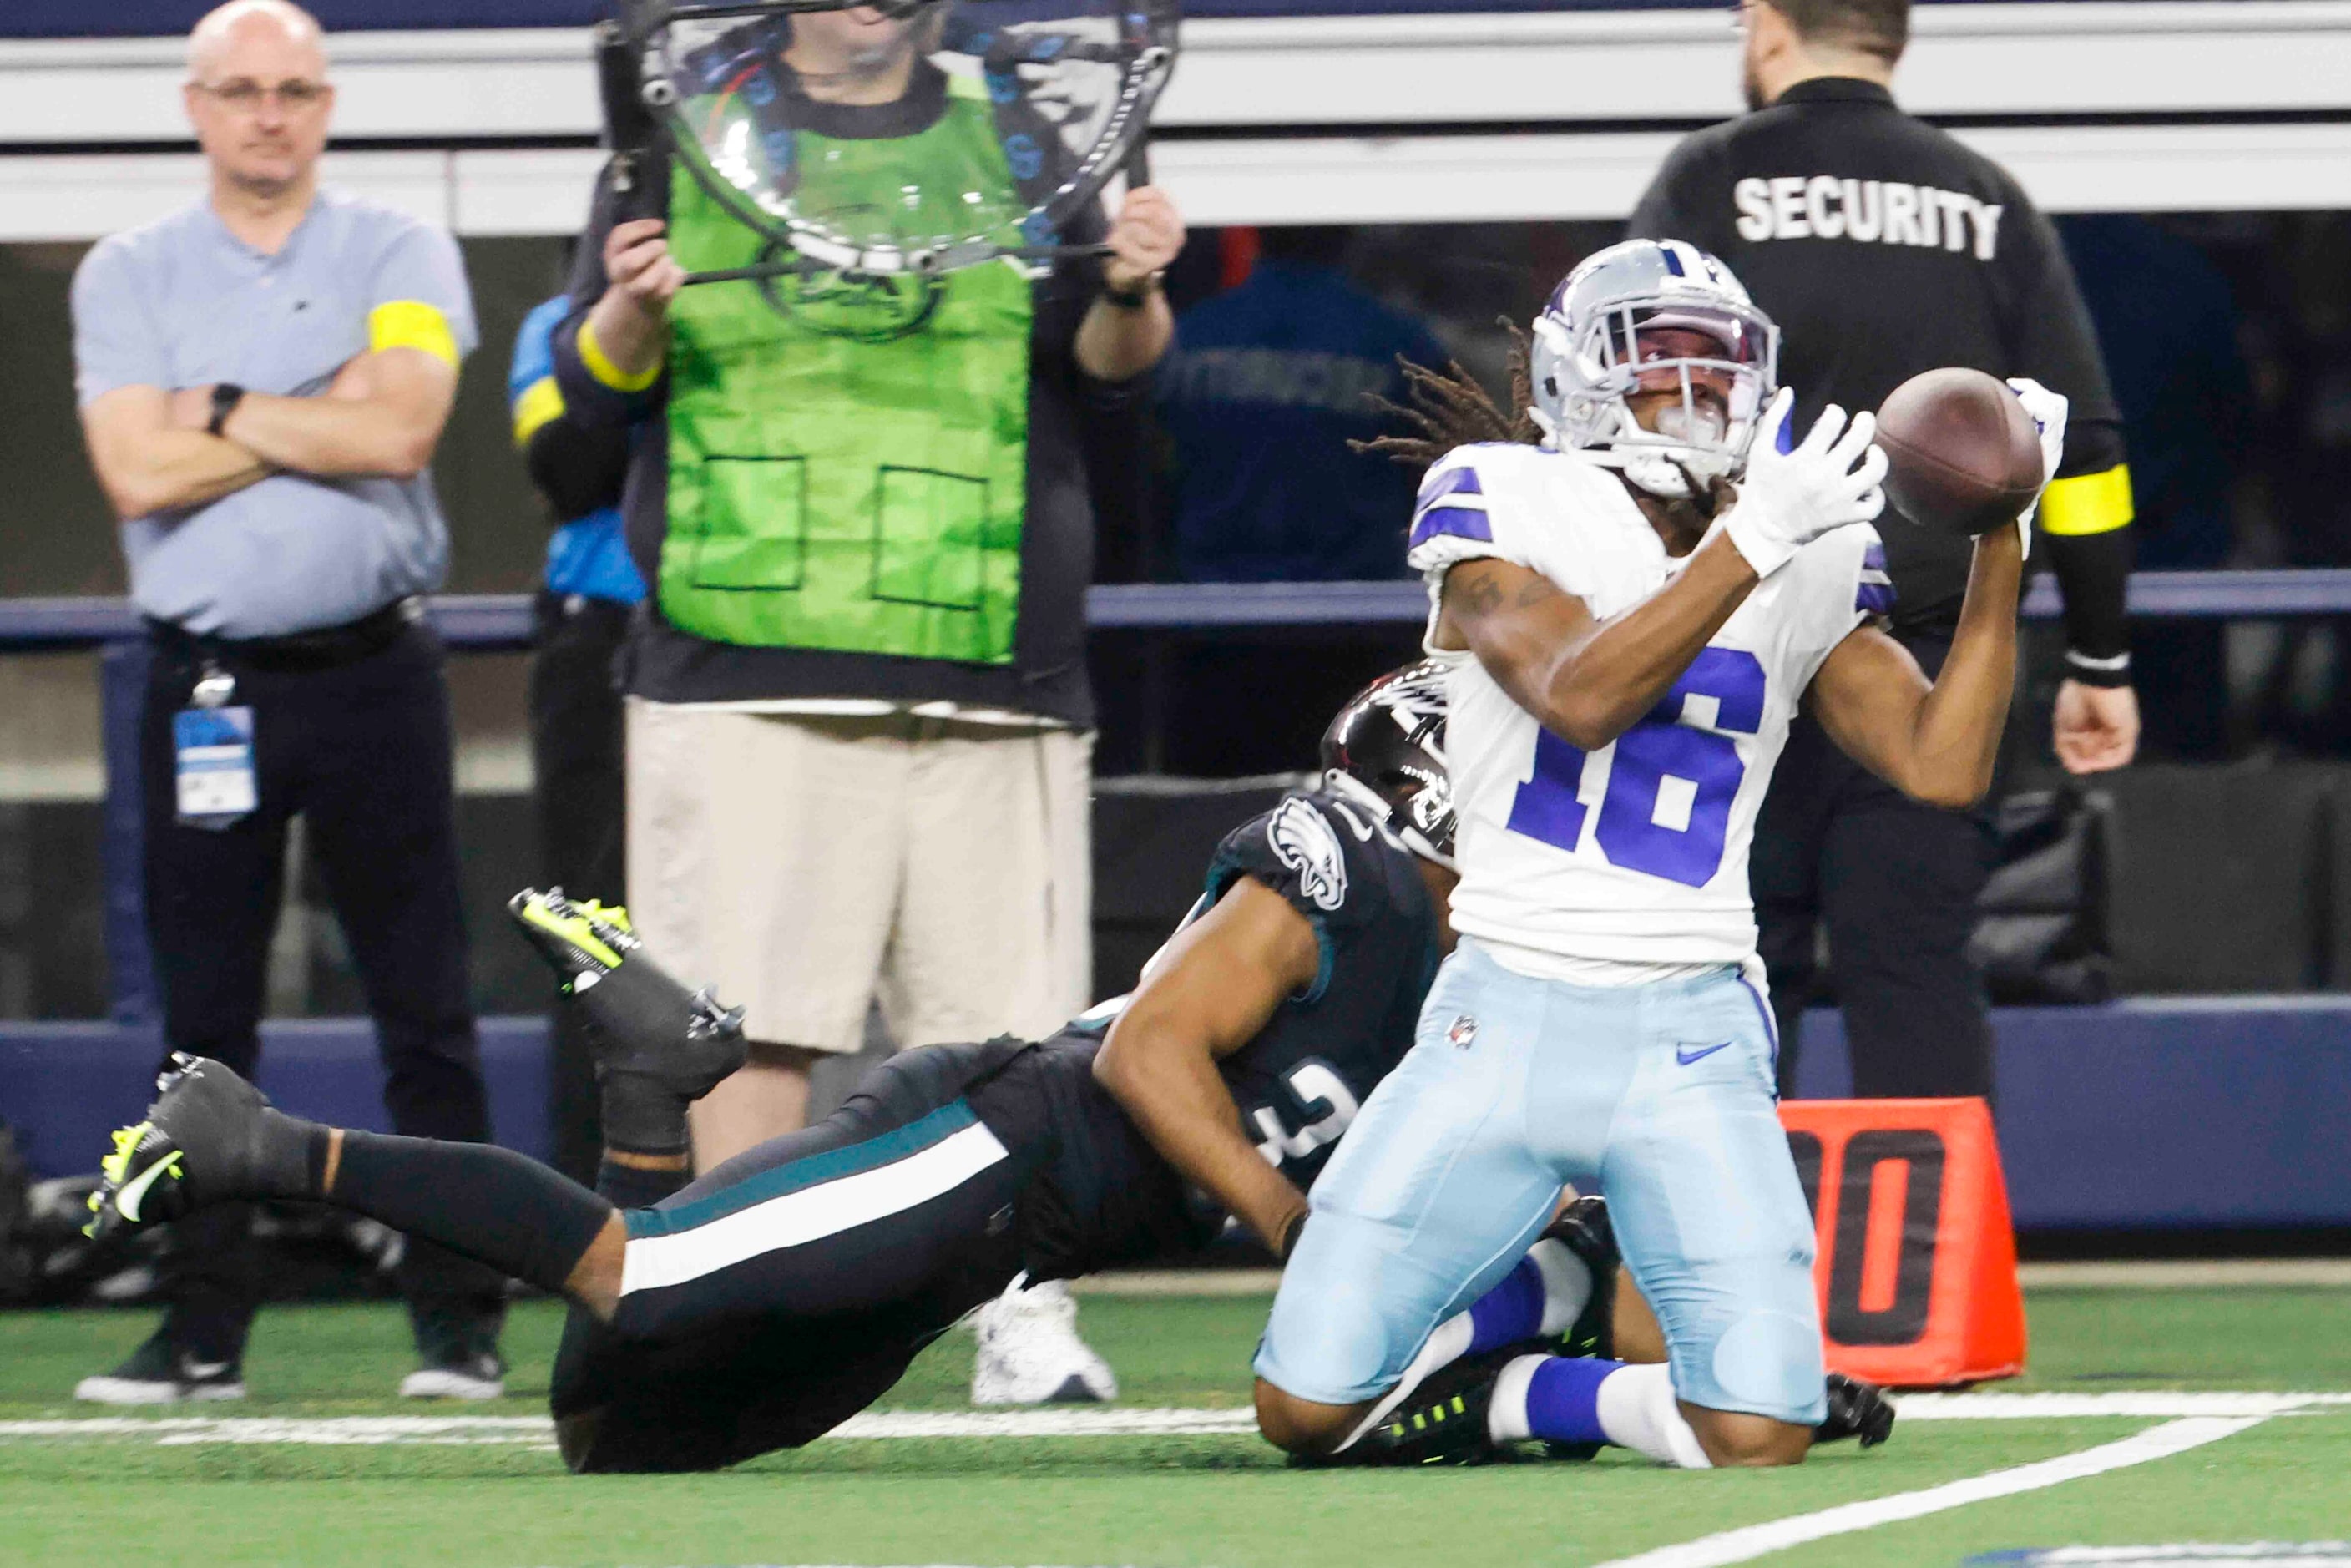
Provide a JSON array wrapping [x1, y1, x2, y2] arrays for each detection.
[[548, 1, 1183, 1406]]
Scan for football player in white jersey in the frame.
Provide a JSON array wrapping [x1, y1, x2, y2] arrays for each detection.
[[1252, 238, 2061, 1469]]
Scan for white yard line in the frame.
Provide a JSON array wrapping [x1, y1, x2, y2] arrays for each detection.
[[1893, 1392, 2351, 1420], [1587, 1417, 2270, 1568], [1984, 1548, 2351, 1565], [0, 1391, 2342, 1446]]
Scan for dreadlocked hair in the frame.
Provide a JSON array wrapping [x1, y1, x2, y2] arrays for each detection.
[[1352, 316, 1544, 475]]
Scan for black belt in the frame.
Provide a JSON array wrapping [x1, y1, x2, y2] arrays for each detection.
[[533, 587, 636, 623], [146, 598, 422, 674]]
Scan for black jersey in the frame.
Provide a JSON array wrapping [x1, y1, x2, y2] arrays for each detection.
[[1008, 788, 1443, 1277], [1629, 78, 2132, 668]]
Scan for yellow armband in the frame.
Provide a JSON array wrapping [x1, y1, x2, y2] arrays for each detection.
[[511, 375, 565, 449], [367, 300, 460, 370], [577, 317, 663, 393], [2038, 464, 2135, 537]]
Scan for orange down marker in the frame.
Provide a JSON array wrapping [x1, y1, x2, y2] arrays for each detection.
[[1778, 1098, 2029, 1388]]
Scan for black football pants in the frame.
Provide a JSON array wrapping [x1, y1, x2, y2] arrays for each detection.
[[139, 622, 500, 1362], [1751, 695, 1997, 1105], [528, 593, 632, 1185], [550, 1038, 1048, 1473]]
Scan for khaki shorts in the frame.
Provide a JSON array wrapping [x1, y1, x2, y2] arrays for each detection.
[[625, 701, 1092, 1055]]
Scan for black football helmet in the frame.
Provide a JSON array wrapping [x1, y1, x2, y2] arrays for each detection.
[[1321, 660, 1456, 869]]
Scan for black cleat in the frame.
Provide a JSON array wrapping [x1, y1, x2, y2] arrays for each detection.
[[1814, 1372, 1896, 1449], [508, 888, 747, 1111], [1352, 1349, 1522, 1467], [83, 1055, 311, 1244], [1542, 1195, 1619, 1361]]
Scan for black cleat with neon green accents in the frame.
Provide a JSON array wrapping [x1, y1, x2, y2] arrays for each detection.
[[83, 1055, 313, 1244], [507, 888, 747, 1150], [1352, 1348, 1521, 1467]]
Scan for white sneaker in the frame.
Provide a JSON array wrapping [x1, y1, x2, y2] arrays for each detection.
[[74, 1333, 245, 1404], [969, 1274, 1117, 1405], [398, 1353, 506, 1401]]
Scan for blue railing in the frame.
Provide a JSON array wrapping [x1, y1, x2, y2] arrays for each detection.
[[8, 569, 2351, 653]]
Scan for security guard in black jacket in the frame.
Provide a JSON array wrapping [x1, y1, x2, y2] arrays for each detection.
[[1629, 0, 2137, 1101]]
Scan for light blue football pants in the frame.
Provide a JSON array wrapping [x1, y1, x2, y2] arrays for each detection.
[[1256, 938, 1828, 1425]]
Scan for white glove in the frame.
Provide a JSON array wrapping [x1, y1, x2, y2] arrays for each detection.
[[1722, 388, 1888, 579], [2006, 376, 2070, 561]]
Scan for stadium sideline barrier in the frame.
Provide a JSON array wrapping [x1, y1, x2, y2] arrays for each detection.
[[3, 577, 2350, 1235]]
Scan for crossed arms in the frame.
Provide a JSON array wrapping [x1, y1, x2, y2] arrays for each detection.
[[80, 346, 458, 522]]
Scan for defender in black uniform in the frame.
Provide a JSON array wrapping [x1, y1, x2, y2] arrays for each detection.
[[1626, 0, 2139, 1100], [81, 668, 1473, 1469]]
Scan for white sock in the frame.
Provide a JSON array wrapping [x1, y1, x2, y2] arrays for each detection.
[[1595, 1363, 1713, 1469], [1485, 1353, 1549, 1443], [1524, 1237, 1595, 1336], [1331, 1237, 1595, 1454]]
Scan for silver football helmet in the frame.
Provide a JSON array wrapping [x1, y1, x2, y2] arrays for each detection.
[[1529, 238, 1781, 499]]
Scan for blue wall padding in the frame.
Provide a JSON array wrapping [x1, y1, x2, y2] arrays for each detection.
[[7, 1002, 2348, 1232], [0, 1018, 549, 1178], [1787, 1001, 2351, 1231]]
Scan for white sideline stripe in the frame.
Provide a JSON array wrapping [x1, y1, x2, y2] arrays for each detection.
[[0, 1391, 2344, 1446], [1588, 1416, 2268, 1568], [1069, 1268, 1281, 1296], [619, 1120, 1009, 1297], [2018, 1259, 2351, 1290], [1066, 1259, 2351, 1296], [0, 1409, 1257, 1446]]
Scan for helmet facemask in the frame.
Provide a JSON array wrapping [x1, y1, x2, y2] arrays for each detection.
[[1531, 286, 1780, 500], [1320, 661, 1457, 870]]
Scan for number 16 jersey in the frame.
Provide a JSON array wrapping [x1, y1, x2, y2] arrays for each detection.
[[1406, 441, 1888, 971]]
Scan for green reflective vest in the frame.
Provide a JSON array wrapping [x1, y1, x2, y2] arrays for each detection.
[[659, 77, 1034, 665]]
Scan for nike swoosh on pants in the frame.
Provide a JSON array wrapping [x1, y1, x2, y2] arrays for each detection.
[[1675, 1041, 1731, 1066]]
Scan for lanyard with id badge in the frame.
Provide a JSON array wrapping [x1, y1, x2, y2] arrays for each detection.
[[174, 663, 257, 830]]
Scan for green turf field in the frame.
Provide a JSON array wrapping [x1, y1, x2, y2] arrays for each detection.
[[2, 1286, 2347, 1568]]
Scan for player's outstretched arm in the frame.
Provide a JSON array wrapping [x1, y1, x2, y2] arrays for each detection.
[[1807, 527, 2025, 810], [1095, 878, 1322, 1257], [1437, 547, 1761, 751]]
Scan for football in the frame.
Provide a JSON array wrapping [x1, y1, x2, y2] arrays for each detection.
[[1873, 367, 2046, 536]]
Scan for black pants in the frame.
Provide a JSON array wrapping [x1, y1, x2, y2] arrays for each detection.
[[528, 594, 632, 1185], [140, 620, 499, 1359], [1752, 644, 1996, 1103], [552, 1039, 1048, 1473]]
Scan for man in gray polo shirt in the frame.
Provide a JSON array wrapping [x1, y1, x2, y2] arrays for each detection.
[[70, 0, 504, 1404]]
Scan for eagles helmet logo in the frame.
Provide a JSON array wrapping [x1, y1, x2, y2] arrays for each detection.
[[1267, 798, 1349, 913]]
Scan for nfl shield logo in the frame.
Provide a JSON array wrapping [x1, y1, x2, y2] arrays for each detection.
[[1446, 1014, 1478, 1049]]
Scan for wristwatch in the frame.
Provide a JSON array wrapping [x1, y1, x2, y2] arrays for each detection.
[[207, 382, 247, 438], [1100, 272, 1163, 311]]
